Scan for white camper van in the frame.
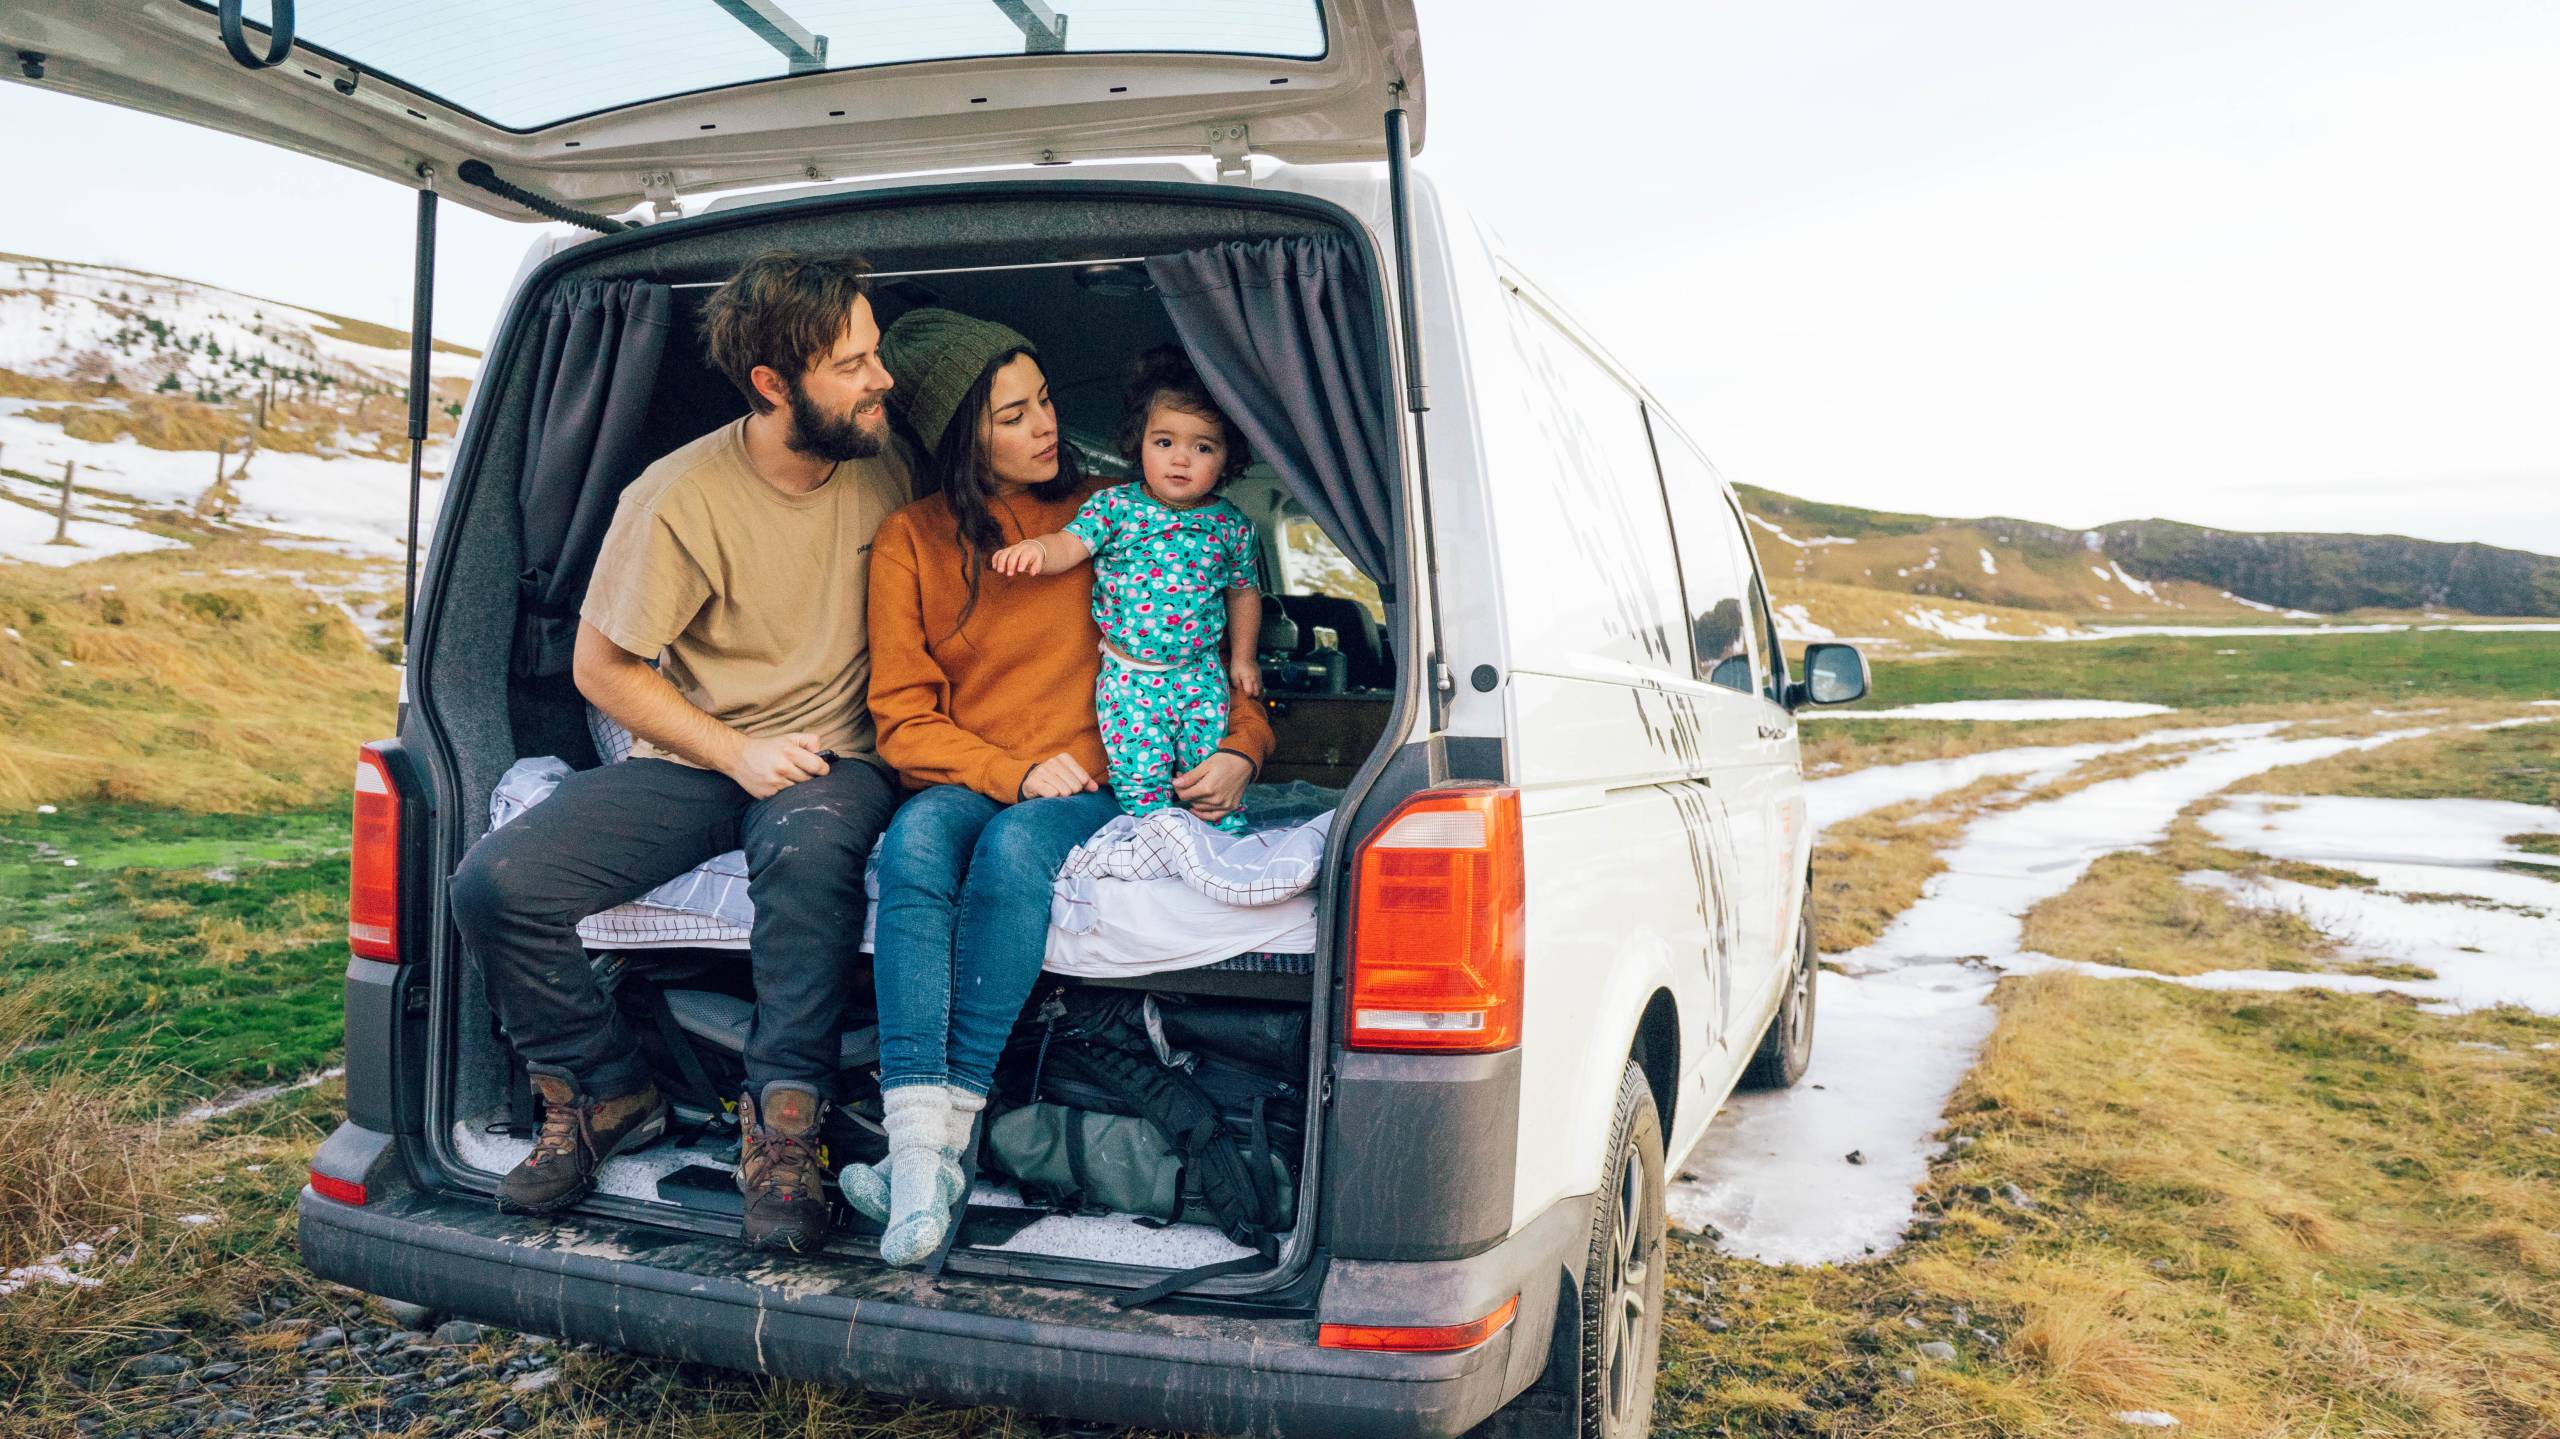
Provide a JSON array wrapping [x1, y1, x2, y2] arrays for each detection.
[[4, 3, 1871, 1434]]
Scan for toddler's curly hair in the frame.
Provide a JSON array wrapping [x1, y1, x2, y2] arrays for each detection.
[[1116, 345, 1252, 483]]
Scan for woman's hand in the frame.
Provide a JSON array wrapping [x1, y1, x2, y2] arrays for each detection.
[[989, 539, 1048, 577], [1172, 749, 1252, 821], [1019, 751, 1101, 801]]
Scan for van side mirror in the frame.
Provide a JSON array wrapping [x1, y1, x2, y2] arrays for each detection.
[[1786, 643, 1869, 709]]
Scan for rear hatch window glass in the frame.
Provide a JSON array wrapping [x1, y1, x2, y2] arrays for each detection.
[[199, 0, 1330, 131]]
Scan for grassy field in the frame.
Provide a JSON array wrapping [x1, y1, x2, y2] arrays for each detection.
[[0, 608, 2552, 1436], [1842, 627, 2557, 710]]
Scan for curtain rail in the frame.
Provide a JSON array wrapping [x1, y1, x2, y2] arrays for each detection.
[[665, 255, 1151, 288]]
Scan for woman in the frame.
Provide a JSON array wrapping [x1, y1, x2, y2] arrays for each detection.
[[853, 308, 1276, 1265]]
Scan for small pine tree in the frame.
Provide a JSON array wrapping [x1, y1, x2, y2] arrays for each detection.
[[155, 373, 181, 393]]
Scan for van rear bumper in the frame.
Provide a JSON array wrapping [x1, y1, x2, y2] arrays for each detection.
[[299, 1178, 1566, 1439]]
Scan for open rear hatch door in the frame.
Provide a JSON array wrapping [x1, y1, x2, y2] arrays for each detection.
[[1, 0, 1423, 221]]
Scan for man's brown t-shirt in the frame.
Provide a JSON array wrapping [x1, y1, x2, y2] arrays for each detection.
[[581, 418, 912, 764]]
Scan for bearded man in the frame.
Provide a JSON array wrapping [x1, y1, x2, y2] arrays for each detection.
[[449, 250, 910, 1253]]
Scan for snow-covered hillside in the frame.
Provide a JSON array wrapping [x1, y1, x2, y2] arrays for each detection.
[[0, 254, 476, 398], [0, 253, 473, 567]]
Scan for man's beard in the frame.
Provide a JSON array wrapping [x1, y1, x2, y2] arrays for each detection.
[[780, 373, 885, 462]]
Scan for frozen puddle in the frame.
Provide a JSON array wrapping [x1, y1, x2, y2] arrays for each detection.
[[1674, 724, 2435, 1266], [1807, 722, 2272, 839], [1820, 699, 2176, 722]]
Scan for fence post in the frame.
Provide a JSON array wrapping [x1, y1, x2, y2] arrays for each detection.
[[50, 460, 77, 544]]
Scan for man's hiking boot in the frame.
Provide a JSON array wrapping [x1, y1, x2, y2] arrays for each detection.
[[739, 1081, 832, 1253], [496, 1068, 667, 1215]]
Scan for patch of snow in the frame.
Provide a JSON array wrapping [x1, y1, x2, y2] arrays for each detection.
[[1773, 603, 1835, 642], [180, 1066, 345, 1122], [2221, 591, 2281, 614], [2090, 565, 2114, 583], [2048, 623, 2408, 640], [1665, 975, 1994, 1266], [1900, 607, 2022, 641], [1819, 700, 2176, 722], [2420, 622, 2560, 633], [176, 1213, 218, 1227], [2108, 561, 2160, 600], [2115, 1414, 2181, 1430], [0, 1229, 118, 1298], [1976, 547, 1999, 576], [1676, 724, 2427, 1265], [2200, 794, 2560, 903], [1802, 722, 2275, 838], [1744, 514, 1856, 548], [2177, 872, 2560, 1013]]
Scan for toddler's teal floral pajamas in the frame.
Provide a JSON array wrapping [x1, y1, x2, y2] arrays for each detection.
[[1065, 483, 1262, 833]]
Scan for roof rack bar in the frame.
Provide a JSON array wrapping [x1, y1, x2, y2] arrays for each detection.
[[992, 0, 1070, 55], [709, 0, 828, 74], [667, 255, 1150, 288]]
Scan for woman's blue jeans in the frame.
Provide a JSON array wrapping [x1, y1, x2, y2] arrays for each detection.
[[871, 785, 1120, 1096]]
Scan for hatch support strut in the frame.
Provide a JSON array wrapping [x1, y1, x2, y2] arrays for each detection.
[[403, 176, 436, 655], [708, 0, 828, 74], [1383, 83, 1450, 730]]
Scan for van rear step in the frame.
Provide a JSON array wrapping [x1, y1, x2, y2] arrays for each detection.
[[299, 1181, 1520, 1439]]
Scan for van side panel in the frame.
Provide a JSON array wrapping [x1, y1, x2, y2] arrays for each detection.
[[1470, 277, 1761, 1227]]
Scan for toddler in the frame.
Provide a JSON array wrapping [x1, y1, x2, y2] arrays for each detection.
[[991, 347, 1263, 832]]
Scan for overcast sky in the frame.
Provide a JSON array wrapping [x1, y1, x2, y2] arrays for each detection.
[[4, 0, 2555, 553]]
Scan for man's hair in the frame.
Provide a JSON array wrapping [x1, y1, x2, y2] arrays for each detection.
[[698, 249, 874, 414]]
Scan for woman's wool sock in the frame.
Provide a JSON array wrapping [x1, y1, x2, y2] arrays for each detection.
[[945, 1086, 987, 1156], [880, 1085, 963, 1266]]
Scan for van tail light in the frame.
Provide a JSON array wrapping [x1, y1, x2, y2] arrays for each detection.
[[1320, 1295, 1519, 1353], [307, 1171, 367, 1207], [1346, 786, 1524, 1052], [350, 742, 402, 963]]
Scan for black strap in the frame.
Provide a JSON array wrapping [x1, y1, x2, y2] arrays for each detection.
[[1062, 1107, 1092, 1200], [504, 1055, 535, 1139], [636, 984, 725, 1144], [218, 0, 294, 69], [1114, 1235, 1281, 1310]]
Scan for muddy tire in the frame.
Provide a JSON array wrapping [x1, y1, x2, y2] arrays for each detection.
[[1740, 895, 1817, 1090], [1575, 1062, 1667, 1438]]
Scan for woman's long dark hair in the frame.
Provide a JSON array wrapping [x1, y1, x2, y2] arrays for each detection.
[[926, 346, 1082, 641]]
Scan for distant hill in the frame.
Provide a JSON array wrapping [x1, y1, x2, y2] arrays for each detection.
[[0, 251, 477, 403], [1737, 484, 2560, 630]]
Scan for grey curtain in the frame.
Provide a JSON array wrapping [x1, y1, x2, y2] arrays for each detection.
[[1147, 238, 1395, 591], [511, 279, 673, 678]]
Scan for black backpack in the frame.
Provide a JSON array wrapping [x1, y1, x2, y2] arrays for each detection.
[[1010, 989, 1307, 1306]]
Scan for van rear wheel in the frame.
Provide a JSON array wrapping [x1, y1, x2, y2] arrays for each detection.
[[1740, 897, 1817, 1089], [1578, 1062, 1666, 1438]]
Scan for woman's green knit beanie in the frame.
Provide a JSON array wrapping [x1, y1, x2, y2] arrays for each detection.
[[879, 307, 1037, 457]]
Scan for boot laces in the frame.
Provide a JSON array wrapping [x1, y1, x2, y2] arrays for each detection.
[[747, 1129, 817, 1200], [528, 1095, 590, 1168]]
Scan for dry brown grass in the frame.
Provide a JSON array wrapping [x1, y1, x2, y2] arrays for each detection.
[[0, 366, 119, 403], [0, 543, 398, 811], [2017, 816, 2345, 976], [1660, 977, 2560, 1437]]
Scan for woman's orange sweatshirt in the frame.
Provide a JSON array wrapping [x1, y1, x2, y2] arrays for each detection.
[[866, 480, 1275, 802]]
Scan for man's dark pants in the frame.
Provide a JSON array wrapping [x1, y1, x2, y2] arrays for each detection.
[[450, 756, 900, 1098]]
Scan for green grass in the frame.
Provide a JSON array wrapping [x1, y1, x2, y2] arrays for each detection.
[[1841, 629, 2560, 709], [0, 805, 348, 1102]]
